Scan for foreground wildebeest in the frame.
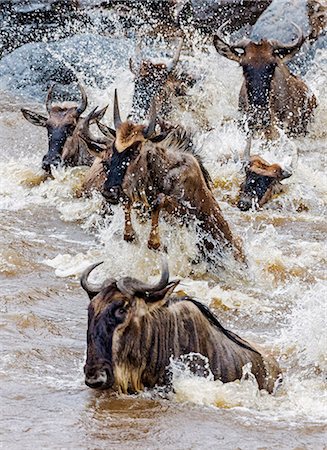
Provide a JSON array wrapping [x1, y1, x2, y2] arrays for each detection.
[[98, 90, 244, 263], [237, 139, 295, 211], [81, 260, 281, 393], [213, 22, 317, 138], [21, 83, 107, 173], [129, 38, 196, 122]]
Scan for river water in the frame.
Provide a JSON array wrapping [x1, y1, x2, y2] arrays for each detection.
[[0, 18, 326, 450]]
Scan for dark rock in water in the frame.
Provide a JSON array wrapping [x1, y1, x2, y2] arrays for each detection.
[[0, 34, 133, 100], [0, 0, 116, 59], [250, 0, 311, 41], [175, 0, 273, 34]]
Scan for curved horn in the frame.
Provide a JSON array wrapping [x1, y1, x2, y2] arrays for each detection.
[[45, 83, 55, 114], [285, 142, 298, 174], [216, 20, 231, 45], [117, 257, 170, 298], [113, 89, 122, 129], [80, 262, 104, 299], [216, 20, 250, 49], [142, 101, 156, 139], [80, 107, 111, 147], [76, 83, 88, 115], [243, 136, 252, 162], [129, 57, 138, 75], [167, 37, 183, 72], [271, 22, 304, 51]]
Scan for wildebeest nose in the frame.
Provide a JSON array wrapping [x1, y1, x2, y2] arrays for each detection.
[[237, 199, 252, 211], [42, 155, 62, 173], [102, 186, 121, 205], [84, 366, 109, 389]]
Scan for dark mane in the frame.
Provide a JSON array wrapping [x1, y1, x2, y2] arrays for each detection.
[[160, 126, 213, 190]]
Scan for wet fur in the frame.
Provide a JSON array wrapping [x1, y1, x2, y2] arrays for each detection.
[[89, 293, 281, 393], [117, 127, 244, 261]]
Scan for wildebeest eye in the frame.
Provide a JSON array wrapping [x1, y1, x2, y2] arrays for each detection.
[[114, 306, 127, 322]]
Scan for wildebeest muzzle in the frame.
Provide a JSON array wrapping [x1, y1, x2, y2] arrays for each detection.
[[102, 185, 123, 205], [84, 362, 114, 390]]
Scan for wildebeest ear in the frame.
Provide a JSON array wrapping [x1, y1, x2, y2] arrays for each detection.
[[21, 108, 48, 127], [97, 121, 116, 139], [79, 136, 109, 159], [213, 35, 242, 62], [143, 280, 180, 302], [150, 132, 169, 143]]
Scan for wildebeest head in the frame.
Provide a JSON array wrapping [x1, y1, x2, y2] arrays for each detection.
[[213, 22, 305, 132], [21, 84, 95, 173], [81, 260, 178, 390], [129, 38, 184, 121], [98, 90, 157, 204], [237, 139, 294, 211]]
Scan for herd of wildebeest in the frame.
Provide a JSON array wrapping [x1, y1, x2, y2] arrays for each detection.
[[20, 15, 322, 394]]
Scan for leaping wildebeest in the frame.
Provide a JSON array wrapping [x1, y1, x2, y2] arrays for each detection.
[[81, 260, 281, 393], [97, 90, 245, 263], [213, 23, 317, 138], [237, 138, 295, 211], [21, 83, 107, 173]]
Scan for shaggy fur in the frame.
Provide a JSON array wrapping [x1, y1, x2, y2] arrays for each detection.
[[85, 287, 281, 394]]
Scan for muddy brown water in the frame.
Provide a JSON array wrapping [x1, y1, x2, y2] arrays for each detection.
[[0, 30, 327, 450]]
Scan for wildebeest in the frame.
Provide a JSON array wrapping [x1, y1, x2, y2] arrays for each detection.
[[98, 90, 244, 263], [237, 138, 294, 211], [213, 22, 317, 138], [129, 38, 196, 122], [21, 83, 107, 173], [81, 260, 281, 393]]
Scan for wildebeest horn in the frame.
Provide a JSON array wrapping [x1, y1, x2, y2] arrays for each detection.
[[80, 107, 110, 146], [76, 83, 88, 115], [46, 83, 55, 114], [80, 262, 104, 299], [117, 258, 172, 299], [142, 101, 156, 139], [113, 89, 122, 129], [271, 22, 304, 51], [216, 20, 250, 50], [167, 37, 183, 72], [129, 57, 138, 75], [243, 136, 252, 162], [285, 143, 298, 174]]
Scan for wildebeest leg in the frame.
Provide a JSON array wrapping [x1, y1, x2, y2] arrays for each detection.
[[123, 201, 136, 242], [148, 194, 166, 250]]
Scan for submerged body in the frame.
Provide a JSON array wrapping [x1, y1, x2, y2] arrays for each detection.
[[82, 262, 281, 394]]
